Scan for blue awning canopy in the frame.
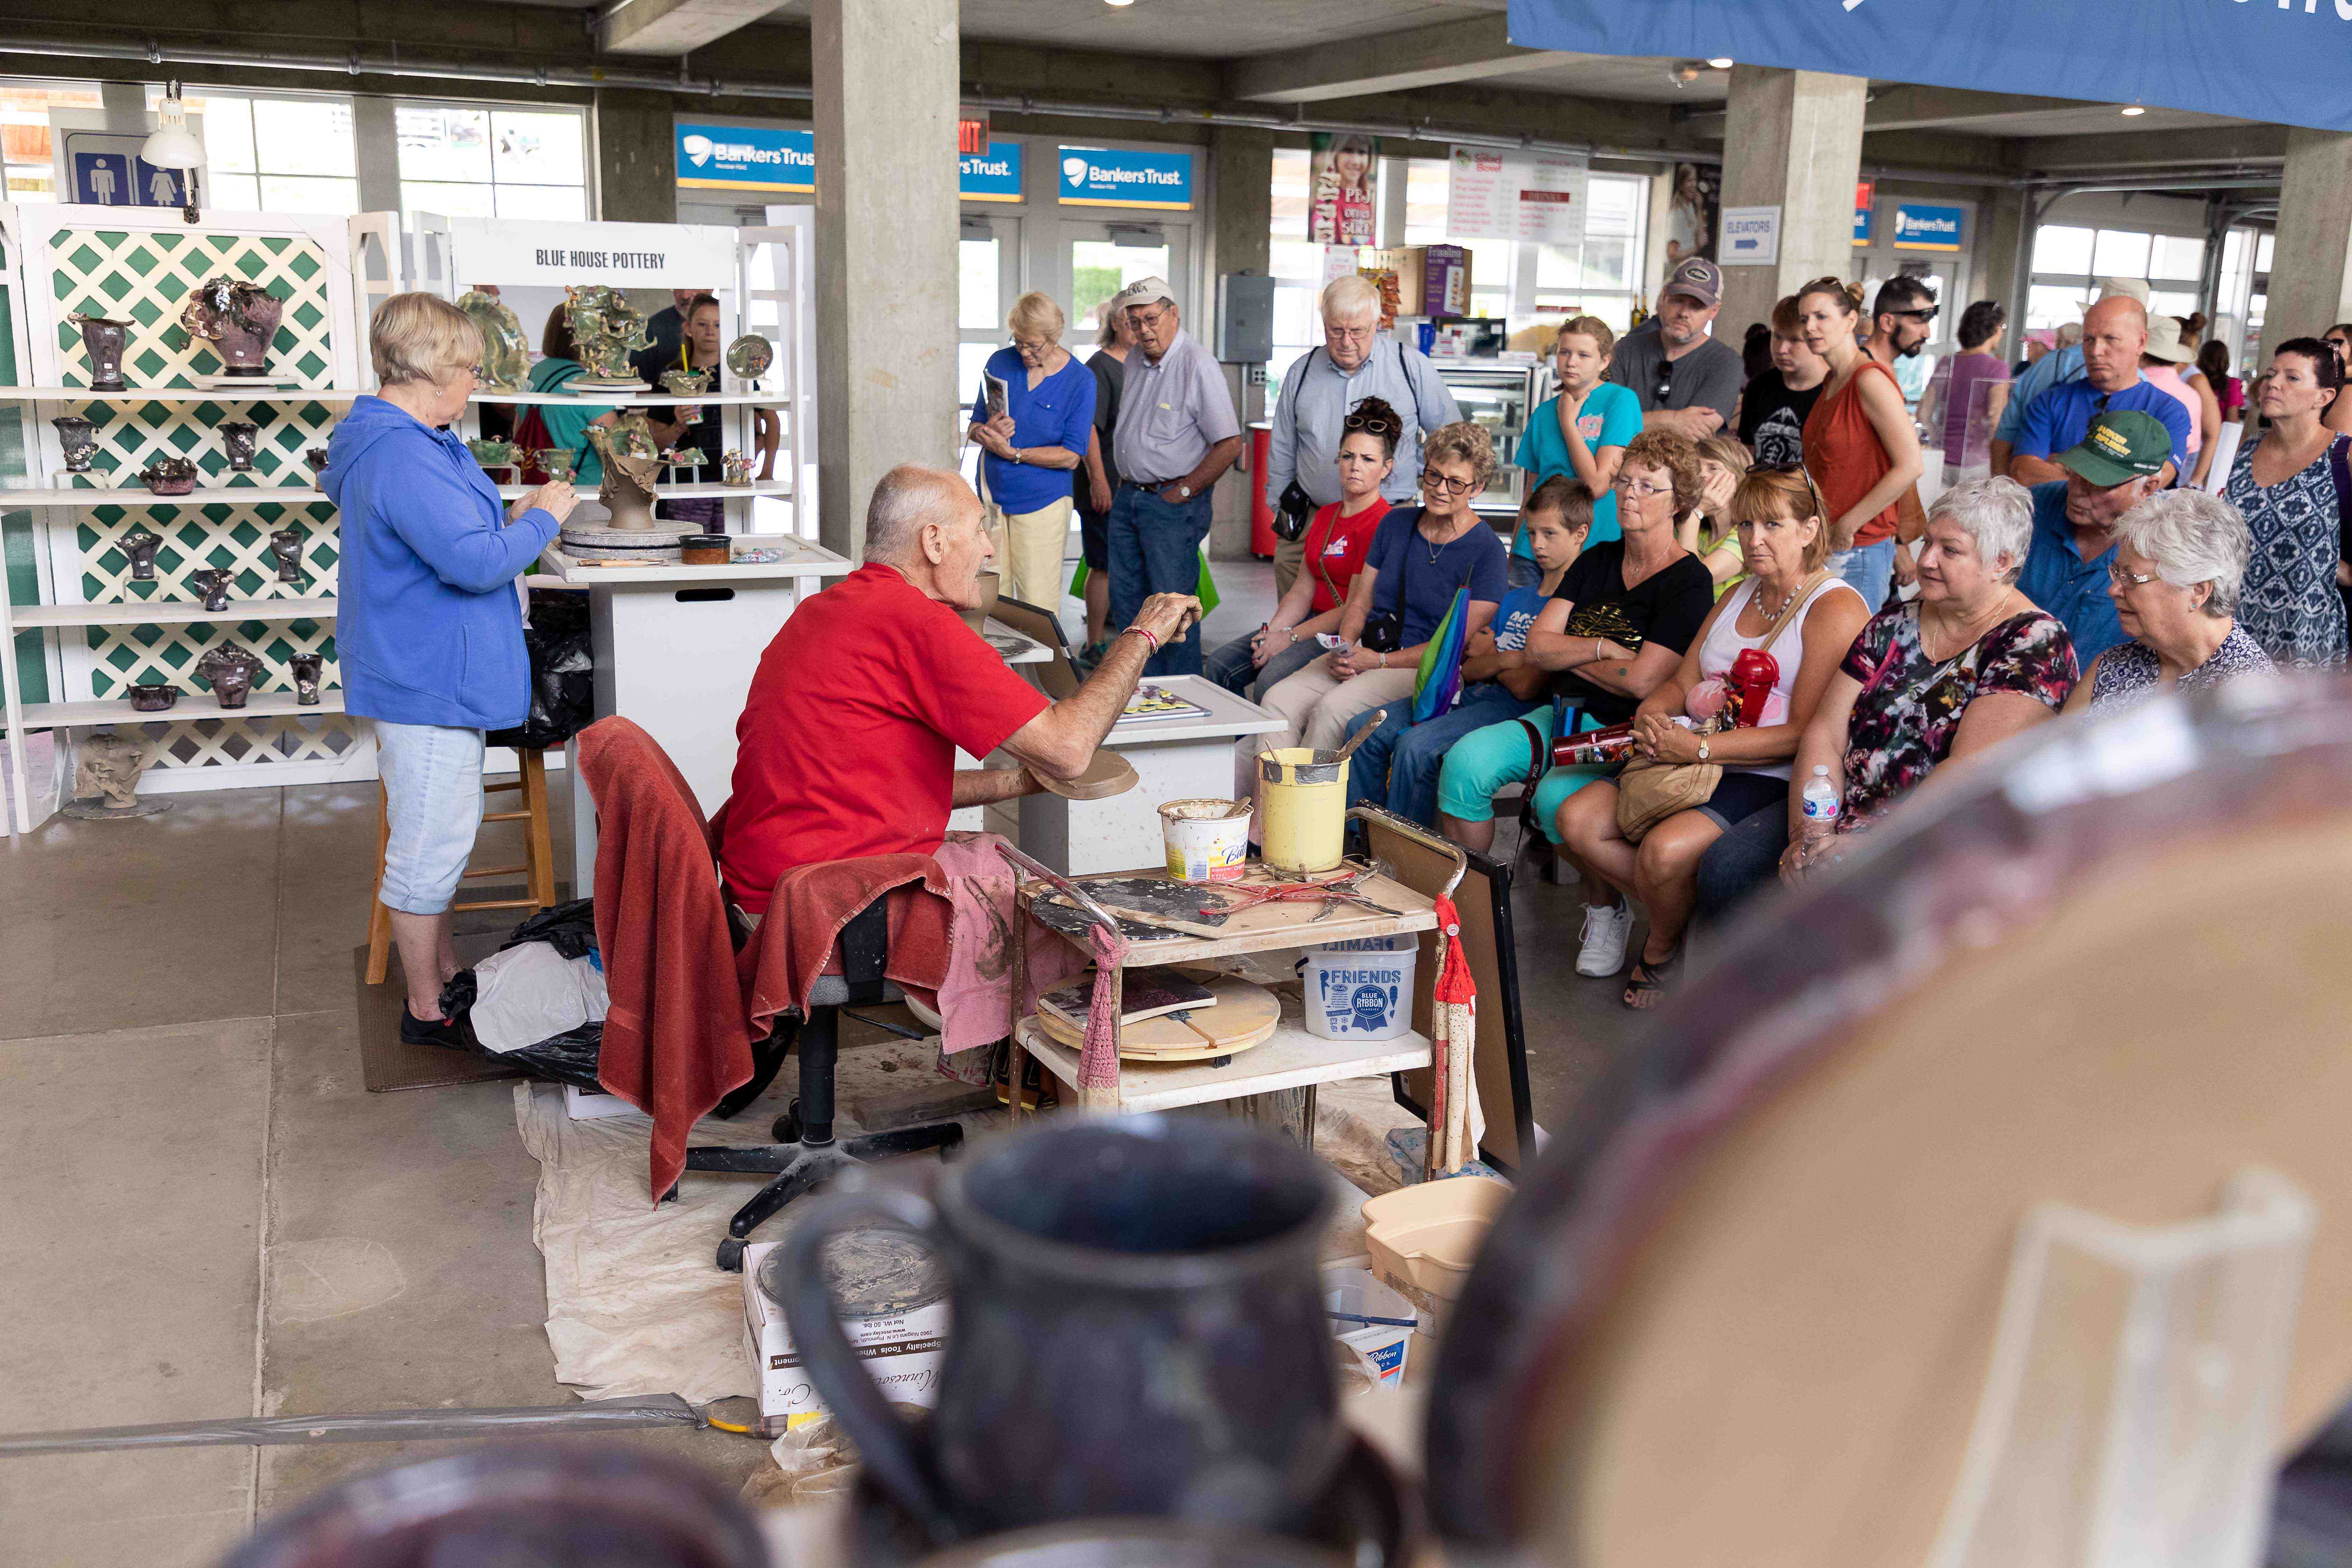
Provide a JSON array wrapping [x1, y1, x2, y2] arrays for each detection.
[[1507, 0, 2352, 134]]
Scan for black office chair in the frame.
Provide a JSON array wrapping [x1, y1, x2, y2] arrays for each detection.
[[682, 896, 965, 1271]]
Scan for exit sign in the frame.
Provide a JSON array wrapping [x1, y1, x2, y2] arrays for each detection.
[[957, 108, 990, 156]]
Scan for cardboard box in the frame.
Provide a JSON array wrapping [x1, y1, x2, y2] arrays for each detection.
[[563, 1084, 637, 1120], [1360, 245, 1472, 318], [741, 1239, 951, 1429]]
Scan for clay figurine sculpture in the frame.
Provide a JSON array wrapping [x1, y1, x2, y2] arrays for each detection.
[[121, 529, 164, 581], [219, 420, 260, 472], [178, 276, 288, 379], [305, 448, 330, 475], [466, 437, 524, 474], [457, 289, 530, 391], [288, 652, 324, 706], [197, 643, 264, 709], [721, 450, 754, 488], [724, 334, 774, 387], [660, 446, 707, 471], [140, 456, 201, 496], [561, 284, 652, 386], [52, 415, 99, 473], [190, 567, 234, 613], [69, 313, 131, 392], [660, 368, 710, 425], [127, 681, 181, 713], [536, 448, 578, 484], [268, 529, 304, 584], [585, 414, 666, 530], [64, 731, 169, 821]]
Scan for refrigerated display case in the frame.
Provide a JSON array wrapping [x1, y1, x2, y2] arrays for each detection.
[[1434, 360, 1549, 527]]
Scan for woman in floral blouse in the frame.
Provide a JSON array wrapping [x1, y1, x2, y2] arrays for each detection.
[[1782, 477, 2077, 883]]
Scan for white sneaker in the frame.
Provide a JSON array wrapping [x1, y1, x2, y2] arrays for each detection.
[[1576, 902, 1634, 977]]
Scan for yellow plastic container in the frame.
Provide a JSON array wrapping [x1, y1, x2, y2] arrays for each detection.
[[1257, 747, 1348, 875]]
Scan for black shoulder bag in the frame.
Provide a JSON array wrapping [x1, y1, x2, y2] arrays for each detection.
[[1357, 508, 1418, 653]]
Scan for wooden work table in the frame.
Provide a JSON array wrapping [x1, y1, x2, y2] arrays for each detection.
[[1005, 856, 1442, 1124]]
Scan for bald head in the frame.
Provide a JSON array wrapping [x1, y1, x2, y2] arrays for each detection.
[[2082, 296, 2149, 392], [865, 464, 978, 565]]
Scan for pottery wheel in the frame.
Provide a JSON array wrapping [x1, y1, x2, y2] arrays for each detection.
[[1036, 748, 1138, 802], [1424, 685, 2352, 1568]]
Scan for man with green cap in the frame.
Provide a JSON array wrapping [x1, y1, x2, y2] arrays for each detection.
[[2016, 408, 2171, 667]]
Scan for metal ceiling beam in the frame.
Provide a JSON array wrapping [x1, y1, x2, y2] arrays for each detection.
[[1226, 14, 1573, 105]]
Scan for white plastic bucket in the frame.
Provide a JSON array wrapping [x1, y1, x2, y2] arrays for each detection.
[[1301, 934, 1416, 1042], [1323, 1265, 1415, 1388], [1160, 797, 1251, 883]]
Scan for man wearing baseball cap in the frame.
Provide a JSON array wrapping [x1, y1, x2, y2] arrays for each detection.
[[1606, 257, 1743, 439], [1104, 275, 1242, 676], [2016, 408, 2171, 667]]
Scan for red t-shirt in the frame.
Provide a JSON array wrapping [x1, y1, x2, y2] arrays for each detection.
[[1300, 497, 1390, 614], [720, 564, 1050, 911]]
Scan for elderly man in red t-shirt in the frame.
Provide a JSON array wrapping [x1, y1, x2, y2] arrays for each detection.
[[721, 463, 1198, 913]]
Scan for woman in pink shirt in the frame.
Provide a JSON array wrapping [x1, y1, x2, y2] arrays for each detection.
[[2142, 315, 2220, 487]]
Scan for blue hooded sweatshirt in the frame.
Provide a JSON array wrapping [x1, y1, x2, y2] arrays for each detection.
[[324, 395, 560, 729]]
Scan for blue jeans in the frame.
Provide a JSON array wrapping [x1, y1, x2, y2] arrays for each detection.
[[1205, 630, 1320, 701], [1343, 681, 1539, 827], [1108, 483, 1213, 676], [1694, 800, 1788, 930], [1830, 537, 1896, 614]]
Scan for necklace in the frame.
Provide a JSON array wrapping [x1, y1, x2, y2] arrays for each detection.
[[1750, 577, 1797, 620], [1419, 514, 1463, 564]]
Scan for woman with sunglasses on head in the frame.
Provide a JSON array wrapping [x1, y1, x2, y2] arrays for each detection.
[[1558, 465, 1867, 1006], [1205, 397, 1400, 700], [1513, 315, 1640, 582], [1242, 421, 1507, 781], [1795, 277, 1925, 614]]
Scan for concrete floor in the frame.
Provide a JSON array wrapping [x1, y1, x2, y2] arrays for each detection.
[[0, 555, 1639, 1563]]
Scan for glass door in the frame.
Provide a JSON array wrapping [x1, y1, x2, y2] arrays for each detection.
[[959, 215, 1022, 482], [1064, 222, 1190, 339]]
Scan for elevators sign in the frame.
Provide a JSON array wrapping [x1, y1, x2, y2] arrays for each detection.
[[1719, 205, 1780, 267], [438, 216, 741, 289]]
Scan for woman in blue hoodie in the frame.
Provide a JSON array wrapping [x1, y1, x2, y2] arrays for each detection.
[[326, 293, 579, 1045]]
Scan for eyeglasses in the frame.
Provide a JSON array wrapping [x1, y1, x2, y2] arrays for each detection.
[[1889, 307, 1939, 323], [1421, 471, 1479, 497], [1344, 407, 1399, 438], [1612, 475, 1672, 499], [2107, 563, 2162, 589]]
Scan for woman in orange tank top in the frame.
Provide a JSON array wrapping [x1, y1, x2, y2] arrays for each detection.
[[1796, 277, 1924, 611]]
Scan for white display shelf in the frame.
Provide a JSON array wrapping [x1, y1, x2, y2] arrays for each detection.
[[470, 388, 790, 407], [493, 479, 791, 500], [0, 484, 327, 506], [0, 385, 358, 402], [20, 690, 346, 726], [12, 596, 337, 628], [1014, 1010, 1432, 1115]]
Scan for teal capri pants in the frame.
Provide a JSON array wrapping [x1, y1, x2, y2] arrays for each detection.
[[1436, 703, 1611, 844]]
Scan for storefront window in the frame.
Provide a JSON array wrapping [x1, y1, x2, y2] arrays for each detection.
[[2027, 221, 2205, 331], [0, 83, 103, 203], [189, 91, 359, 215], [398, 105, 586, 221]]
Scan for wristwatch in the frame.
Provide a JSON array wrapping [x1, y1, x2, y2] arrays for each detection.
[[1696, 737, 1711, 762], [1170, 482, 1193, 500]]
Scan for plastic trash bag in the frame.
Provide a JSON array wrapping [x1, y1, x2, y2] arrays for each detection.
[[487, 588, 594, 751], [434, 899, 606, 1091]]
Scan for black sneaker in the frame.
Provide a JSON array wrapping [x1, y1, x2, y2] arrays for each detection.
[[400, 1004, 469, 1051]]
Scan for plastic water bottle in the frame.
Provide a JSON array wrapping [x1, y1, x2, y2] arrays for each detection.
[[1801, 765, 1841, 832]]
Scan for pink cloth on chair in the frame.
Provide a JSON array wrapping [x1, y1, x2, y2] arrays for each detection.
[[916, 833, 1092, 1058]]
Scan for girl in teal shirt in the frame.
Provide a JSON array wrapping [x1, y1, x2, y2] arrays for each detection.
[[527, 306, 620, 485], [1513, 316, 1641, 574]]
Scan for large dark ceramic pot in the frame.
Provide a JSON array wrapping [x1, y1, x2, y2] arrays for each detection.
[[219, 420, 259, 471], [70, 314, 130, 392], [179, 278, 286, 378], [121, 530, 164, 582], [52, 415, 98, 472], [779, 1115, 1344, 1553]]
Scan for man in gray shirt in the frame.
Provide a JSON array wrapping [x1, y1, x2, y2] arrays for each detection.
[[1608, 257, 1743, 439], [1262, 274, 1461, 596], [1108, 275, 1243, 676]]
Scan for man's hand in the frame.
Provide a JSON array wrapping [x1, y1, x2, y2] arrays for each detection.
[[1891, 542, 1919, 590], [1463, 627, 1498, 659], [514, 481, 576, 524], [1126, 593, 1200, 651], [1090, 474, 1113, 514]]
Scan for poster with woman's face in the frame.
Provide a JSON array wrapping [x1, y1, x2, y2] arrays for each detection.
[[1665, 162, 1720, 267], [1308, 132, 1377, 249]]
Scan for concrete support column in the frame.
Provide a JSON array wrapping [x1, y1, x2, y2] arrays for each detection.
[[812, 0, 959, 561], [2258, 129, 2352, 368], [1208, 126, 1273, 561], [1716, 66, 1867, 338], [1974, 185, 2030, 341], [593, 89, 676, 224], [1377, 155, 1410, 247], [352, 97, 401, 217]]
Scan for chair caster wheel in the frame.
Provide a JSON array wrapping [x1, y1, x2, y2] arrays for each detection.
[[717, 1237, 747, 1272], [774, 1107, 801, 1144]]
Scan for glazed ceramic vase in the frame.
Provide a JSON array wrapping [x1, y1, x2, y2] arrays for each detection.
[[536, 449, 578, 484], [305, 448, 330, 476], [128, 681, 181, 712], [288, 653, 323, 706], [197, 644, 263, 709], [190, 567, 234, 614], [219, 420, 260, 472], [561, 284, 652, 384], [121, 529, 164, 581], [179, 278, 287, 378], [52, 415, 99, 473], [466, 437, 523, 472], [268, 530, 304, 584], [777, 1118, 1343, 1548], [660, 369, 710, 424], [141, 457, 200, 496], [70, 313, 130, 392], [457, 289, 530, 391]]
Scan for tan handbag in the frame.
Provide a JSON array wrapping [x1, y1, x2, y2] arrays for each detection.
[[1614, 571, 1830, 843]]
